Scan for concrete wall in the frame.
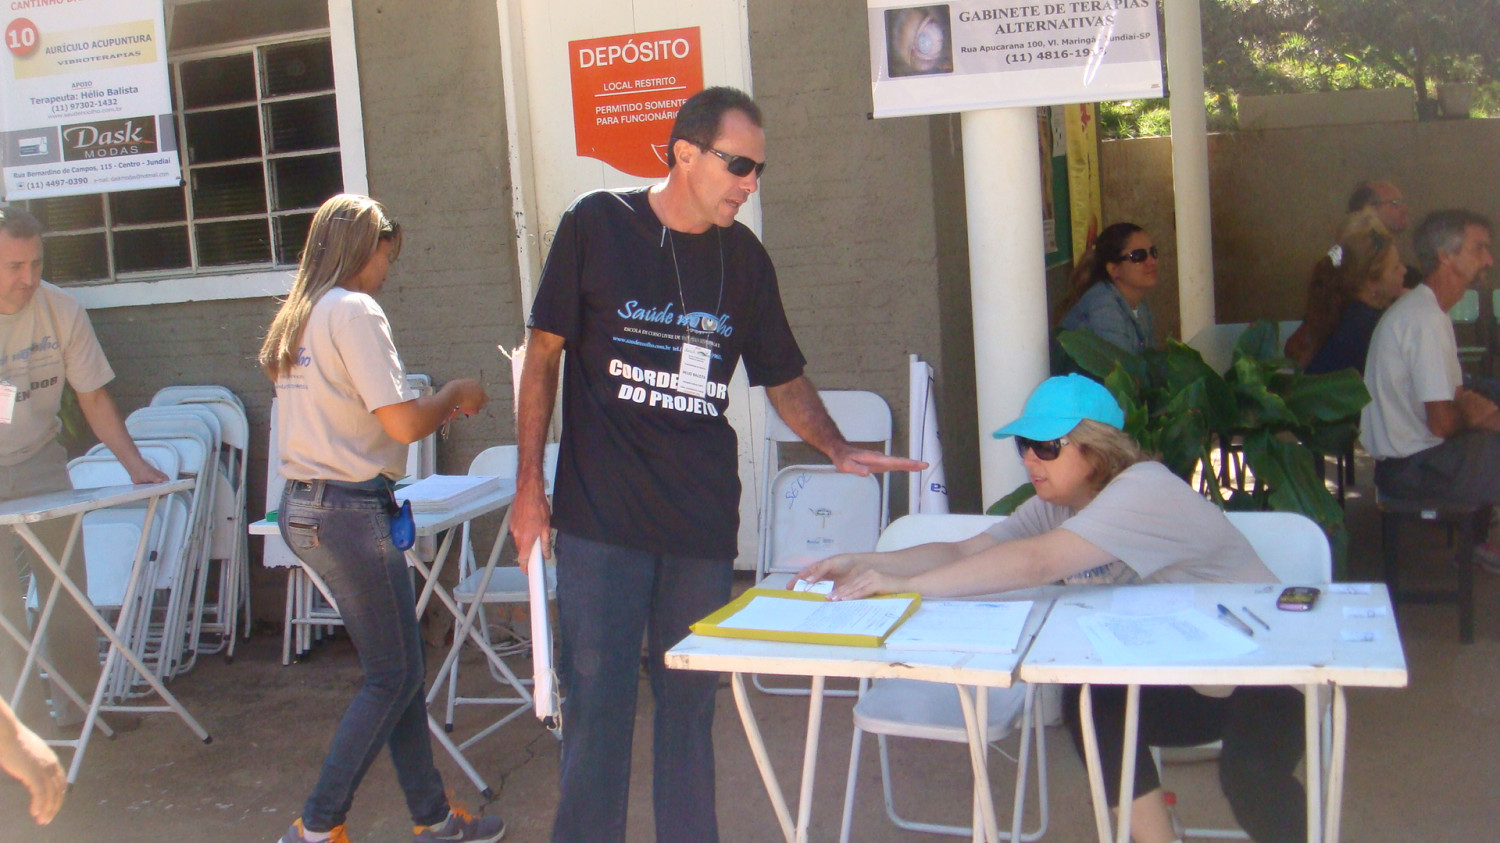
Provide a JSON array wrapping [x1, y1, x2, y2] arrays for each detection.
[[1101, 117, 1500, 333], [88, 0, 518, 620]]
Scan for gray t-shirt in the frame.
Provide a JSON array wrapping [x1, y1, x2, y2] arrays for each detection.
[[985, 462, 1276, 585]]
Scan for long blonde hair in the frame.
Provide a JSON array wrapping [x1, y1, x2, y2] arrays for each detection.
[[258, 194, 402, 380]]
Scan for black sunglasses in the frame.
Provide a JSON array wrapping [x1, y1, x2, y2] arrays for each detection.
[[705, 147, 766, 179], [1117, 246, 1159, 264], [1015, 436, 1069, 461]]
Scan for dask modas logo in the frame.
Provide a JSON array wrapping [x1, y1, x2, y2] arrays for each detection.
[[61, 118, 158, 161]]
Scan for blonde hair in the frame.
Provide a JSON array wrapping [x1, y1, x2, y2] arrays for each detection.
[[1067, 418, 1151, 491], [258, 194, 402, 380]]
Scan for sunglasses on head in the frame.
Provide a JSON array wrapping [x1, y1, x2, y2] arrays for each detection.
[[1015, 436, 1069, 461], [705, 146, 766, 178], [1117, 246, 1159, 264]]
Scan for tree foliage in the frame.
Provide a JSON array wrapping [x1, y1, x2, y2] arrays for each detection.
[[1203, 0, 1500, 107], [1101, 0, 1500, 137]]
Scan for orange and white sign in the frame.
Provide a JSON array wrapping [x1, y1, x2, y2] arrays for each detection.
[[569, 27, 704, 178]]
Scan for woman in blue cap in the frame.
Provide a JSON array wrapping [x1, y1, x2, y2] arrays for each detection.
[[796, 374, 1306, 843]]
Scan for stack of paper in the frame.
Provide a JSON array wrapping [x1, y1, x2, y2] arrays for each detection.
[[395, 474, 501, 512], [692, 589, 920, 647], [883, 600, 1033, 654]]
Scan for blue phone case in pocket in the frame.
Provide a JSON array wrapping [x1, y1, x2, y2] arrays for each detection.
[[390, 499, 415, 551]]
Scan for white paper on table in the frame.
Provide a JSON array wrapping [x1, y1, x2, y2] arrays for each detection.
[[716, 595, 914, 637], [1328, 583, 1373, 595], [1343, 605, 1388, 618], [884, 600, 1032, 654], [527, 540, 558, 726], [1076, 609, 1259, 665], [1340, 629, 1379, 643], [1109, 584, 1195, 615]]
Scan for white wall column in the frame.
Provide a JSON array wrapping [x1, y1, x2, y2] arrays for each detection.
[[1164, 0, 1216, 340], [963, 108, 1051, 507]]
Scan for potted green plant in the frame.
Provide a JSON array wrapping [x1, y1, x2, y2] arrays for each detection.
[[990, 321, 1370, 577]]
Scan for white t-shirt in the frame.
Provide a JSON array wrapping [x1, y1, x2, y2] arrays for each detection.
[[984, 462, 1276, 585], [275, 287, 416, 482], [1360, 283, 1461, 459], [0, 282, 115, 466]]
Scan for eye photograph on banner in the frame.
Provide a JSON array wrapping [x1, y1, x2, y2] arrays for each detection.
[[1, 0, 179, 201], [867, 0, 1164, 118]]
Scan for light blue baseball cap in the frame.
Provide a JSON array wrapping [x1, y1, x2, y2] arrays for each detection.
[[991, 374, 1125, 441]]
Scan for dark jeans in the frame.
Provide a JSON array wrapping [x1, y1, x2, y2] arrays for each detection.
[[551, 532, 733, 843], [279, 477, 448, 833], [1064, 684, 1307, 843]]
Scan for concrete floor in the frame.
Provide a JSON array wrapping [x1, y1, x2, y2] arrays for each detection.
[[4, 454, 1498, 842]]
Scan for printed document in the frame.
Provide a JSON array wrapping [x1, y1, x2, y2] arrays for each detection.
[[884, 600, 1032, 654], [1077, 609, 1258, 664]]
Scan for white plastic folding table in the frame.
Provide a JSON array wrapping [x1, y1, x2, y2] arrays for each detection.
[[664, 585, 1055, 843], [250, 479, 518, 797], [1018, 582, 1408, 843], [0, 480, 210, 782]]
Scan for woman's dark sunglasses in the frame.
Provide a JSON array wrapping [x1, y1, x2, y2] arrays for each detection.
[[706, 147, 766, 178], [1015, 436, 1069, 461], [1118, 246, 1159, 264]]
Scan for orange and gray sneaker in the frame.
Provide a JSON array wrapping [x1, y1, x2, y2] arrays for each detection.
[[278, 819, 351, 843], [413, 803, 506, 842]]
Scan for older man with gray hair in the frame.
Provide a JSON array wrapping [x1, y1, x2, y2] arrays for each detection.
[[1361, 209, 1500, 561]]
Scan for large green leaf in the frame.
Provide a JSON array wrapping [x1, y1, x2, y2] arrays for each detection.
[[1277, 369, 1371, 424], [1242, 433, 1345, 529], [988, 483, 1036, 515], [1155, 391, 1211, 480], [1230, 356, 1299, 427], [1103, 366, 1149, 440], [1058, 330, 1150, 386], [1234, 319, 1282, 361]]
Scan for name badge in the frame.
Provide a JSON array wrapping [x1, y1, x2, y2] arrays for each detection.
[[677, 341, 712, 398], [0, 381, 15, 424]]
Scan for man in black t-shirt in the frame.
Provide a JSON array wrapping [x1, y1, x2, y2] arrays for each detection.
[[513, 87, 923, 843]]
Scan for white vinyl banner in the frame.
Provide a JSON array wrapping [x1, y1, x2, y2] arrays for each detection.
[[868, 0, 1163, 118], [1, 0, 179, 200], [908, 355, 950, 514]]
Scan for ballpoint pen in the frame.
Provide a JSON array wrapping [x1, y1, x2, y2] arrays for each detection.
[[1242, 605, 1272, 631], [1217, 603, 1255, 637]]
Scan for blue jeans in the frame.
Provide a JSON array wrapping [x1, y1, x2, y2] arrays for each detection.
[[551, 533, 733, 843], [279, 478, 449, 832]]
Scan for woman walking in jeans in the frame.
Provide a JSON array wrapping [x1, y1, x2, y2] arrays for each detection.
[[259, 194, 502, 843]]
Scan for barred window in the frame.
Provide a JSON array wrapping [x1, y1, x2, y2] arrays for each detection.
[[24, 1, 349, 290]]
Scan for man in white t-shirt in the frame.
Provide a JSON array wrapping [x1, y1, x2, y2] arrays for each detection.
[[0, 206, 168, 729], [1362, 210, 1500, 556]]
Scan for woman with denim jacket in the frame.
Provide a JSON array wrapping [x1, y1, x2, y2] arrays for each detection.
[[259, 194, 501, 843]]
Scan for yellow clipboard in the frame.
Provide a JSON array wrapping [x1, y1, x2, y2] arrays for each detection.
[[690, 588, 923, 647]]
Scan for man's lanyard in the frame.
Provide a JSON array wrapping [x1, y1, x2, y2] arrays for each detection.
[[664, 225, 724, 398]]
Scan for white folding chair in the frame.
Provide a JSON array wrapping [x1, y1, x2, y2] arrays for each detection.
[[839, 514, 1049, 842], [124, 410, 221, 676], [65, 451, 191, 700], [754, 390, 892, 697], [437, 444, 559, 747], [1147, 511, 1333, 841], [151, 386, 251, 661]]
